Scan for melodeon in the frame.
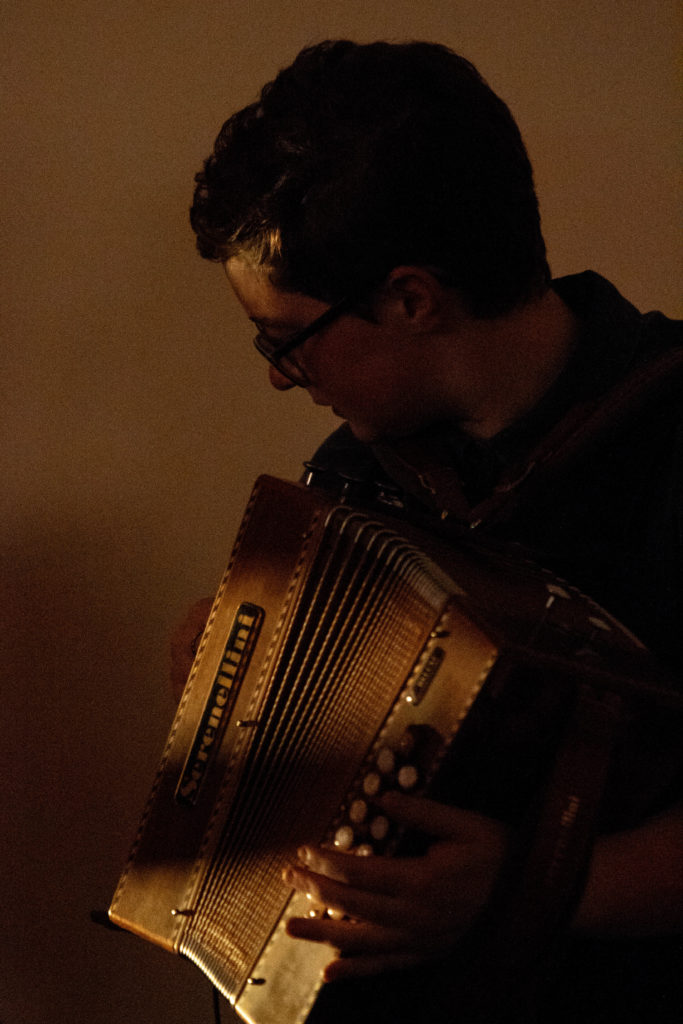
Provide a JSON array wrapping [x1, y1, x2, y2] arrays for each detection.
[[109, 475, 680, 1024]]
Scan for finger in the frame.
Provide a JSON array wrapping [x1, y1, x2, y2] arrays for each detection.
[[293, 845, 407, 896], [283, 864, 408, 928], [288, 916, 433, 982], [286, 914, 409, 956], [379, 791, 499, 841]]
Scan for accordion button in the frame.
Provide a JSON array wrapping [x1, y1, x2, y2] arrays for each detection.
[[334, 826, 355, 850], [370, 815, 389, 841], [362, 772, 382, 797], [349, 799, 367, 824], [376, 747, 395, 774], [355, 844, 374, 857], [398, 765, 419, 790]]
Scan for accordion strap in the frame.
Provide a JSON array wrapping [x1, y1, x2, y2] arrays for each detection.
[[467, 345, 683, 529], [463, 681, 626, 1015]]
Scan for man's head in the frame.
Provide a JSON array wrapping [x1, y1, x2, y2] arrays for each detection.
[[190, 40, 550, 319]]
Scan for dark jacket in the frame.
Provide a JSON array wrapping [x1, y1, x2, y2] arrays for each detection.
[[306, 273, 683, 1023]]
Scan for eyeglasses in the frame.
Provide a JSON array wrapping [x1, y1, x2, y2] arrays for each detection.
[[252, 295, 354, 387]]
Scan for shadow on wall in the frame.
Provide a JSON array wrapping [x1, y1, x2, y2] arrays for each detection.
[[0, 515, 239, 1023]]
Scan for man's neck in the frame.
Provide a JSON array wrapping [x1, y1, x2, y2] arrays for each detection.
[[454, 288, 579, 440]]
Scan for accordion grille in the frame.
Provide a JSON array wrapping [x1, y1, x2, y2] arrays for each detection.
[[180, 509, 454, 998]]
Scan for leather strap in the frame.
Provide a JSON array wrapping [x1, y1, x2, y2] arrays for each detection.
[[462, 681, 626, 1016]]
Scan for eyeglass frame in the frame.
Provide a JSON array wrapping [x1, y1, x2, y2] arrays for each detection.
[[250, 265, 453, 385], [252, 295, 356, 387]]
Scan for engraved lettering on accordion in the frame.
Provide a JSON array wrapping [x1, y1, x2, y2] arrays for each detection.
[[176, 602, 263, 807], [406, 645, 445, 705]]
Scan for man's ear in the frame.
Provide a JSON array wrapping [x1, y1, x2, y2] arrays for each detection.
[[380, 266, 453, 329]]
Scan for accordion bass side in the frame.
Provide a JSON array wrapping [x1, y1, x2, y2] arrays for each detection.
[[109, 475, 672, 1024]]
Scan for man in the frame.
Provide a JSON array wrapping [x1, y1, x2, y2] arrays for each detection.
[[188, 40, 683, 1022]]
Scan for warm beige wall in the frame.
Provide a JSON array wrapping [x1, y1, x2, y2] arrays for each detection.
[[2, 2, 680, 1022]]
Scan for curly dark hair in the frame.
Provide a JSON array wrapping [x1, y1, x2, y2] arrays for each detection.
[[190, 40, 550, 317]]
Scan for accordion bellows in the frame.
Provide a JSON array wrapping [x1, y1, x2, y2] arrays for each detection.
[[109, 476, 666, 1024]]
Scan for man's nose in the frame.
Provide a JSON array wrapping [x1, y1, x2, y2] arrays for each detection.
[[268, 365, 297, 390]]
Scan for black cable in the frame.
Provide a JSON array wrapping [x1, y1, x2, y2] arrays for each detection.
[[212, 985, 222, 1024]]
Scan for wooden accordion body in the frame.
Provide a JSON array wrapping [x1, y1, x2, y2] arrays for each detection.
[[109, 476, 675, 1024]]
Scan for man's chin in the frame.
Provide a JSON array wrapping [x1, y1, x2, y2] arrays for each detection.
[[345, 417, 410, 445], [347, 414, 442, 446], [344, 417, 382, 443]]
